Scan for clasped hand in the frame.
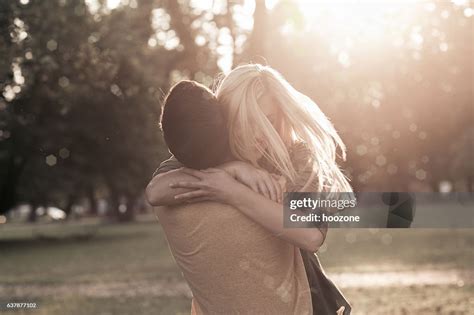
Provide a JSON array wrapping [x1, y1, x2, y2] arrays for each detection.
[[170, 162, 286, 204]]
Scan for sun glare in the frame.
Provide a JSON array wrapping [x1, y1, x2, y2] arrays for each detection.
[[285, 0, 456, 67], [295, 0, 423, 48], [107, 0, 122, 10]]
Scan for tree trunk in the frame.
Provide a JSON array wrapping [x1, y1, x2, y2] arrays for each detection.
[[244, 0, 267, 61], [120, 194, 136, 222], [28, 203, 37, 223], [87, 186, 98, 215], [64, 195, 75, 219], [108, 186, 120, 220]]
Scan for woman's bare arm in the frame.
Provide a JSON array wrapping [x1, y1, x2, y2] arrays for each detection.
[[171, 168, 324, 252], [228, 184, 324, 252], [146, 161, 282, 206]]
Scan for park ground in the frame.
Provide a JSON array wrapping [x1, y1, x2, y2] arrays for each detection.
[[0, 216, 473, 315]]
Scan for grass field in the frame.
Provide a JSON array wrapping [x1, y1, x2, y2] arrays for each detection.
[[0, 217, 473, 315]]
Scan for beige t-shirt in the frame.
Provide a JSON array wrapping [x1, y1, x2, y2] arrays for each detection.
[[155, 202, 312, 315]]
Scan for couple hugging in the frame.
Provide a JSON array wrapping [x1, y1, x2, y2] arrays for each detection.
[[146, 64, 352, 315]]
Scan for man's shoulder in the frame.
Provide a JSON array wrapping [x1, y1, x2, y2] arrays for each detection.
[[153, 155, 184, 177]]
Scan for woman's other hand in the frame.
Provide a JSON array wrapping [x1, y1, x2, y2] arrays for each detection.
[[170, 168, 243, 204]]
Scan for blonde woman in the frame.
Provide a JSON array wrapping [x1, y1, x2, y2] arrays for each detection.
[[215, 63, 351, 193]]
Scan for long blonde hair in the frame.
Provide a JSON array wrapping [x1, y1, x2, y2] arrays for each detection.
[[215, 64, 352, 193]]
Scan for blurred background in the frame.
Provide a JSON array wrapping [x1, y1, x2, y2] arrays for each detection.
[[0, 0, 472, 314]]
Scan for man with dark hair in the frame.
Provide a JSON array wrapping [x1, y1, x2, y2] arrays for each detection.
[[160, 80, 230, 170], [148, 80, 245, 206]]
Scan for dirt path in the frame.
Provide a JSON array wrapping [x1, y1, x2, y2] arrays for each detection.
[[329, 269, 473, 288], [1, 269, 472, 299]]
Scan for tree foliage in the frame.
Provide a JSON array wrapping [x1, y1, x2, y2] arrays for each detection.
[[0, 0, 472, 221]]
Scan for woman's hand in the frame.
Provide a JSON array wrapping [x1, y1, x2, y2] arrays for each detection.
[[170, 167, 244, 204], [218, 161, 284, 203]]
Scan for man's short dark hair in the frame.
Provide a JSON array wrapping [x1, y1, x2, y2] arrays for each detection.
[[160, 80, 230, 169]]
